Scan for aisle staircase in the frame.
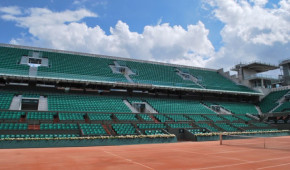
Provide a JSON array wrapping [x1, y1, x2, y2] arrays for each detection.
[[38, 96, 48, 111], [9, 95, 22, 110]]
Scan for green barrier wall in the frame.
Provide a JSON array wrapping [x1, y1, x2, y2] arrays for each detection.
[[0, 136, 177, 149]]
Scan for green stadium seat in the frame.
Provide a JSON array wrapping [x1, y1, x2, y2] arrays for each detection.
[[112, 124, 137, 135]]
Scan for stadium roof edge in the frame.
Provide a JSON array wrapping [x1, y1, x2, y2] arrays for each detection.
[[231, 61, 278, 73], [0, 43, 217, 72]]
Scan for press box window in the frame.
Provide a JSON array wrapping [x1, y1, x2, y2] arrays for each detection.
[[29, 58, 42, 64]]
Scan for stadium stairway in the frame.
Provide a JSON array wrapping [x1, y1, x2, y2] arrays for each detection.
[[150, 115, 160, 123], [219, 107, 233, 115], [270, 102, 284, 113], [201, 103, 219, 114], [270, 91, 290, 113], [123, 99, 139, 113], [28, 124, 40, 130], [9, 95, 21, 110], [107, 124, 116, 135], [175, 70, 205, 89], [38, 96, 48, 111], [143, 102, 158, 113], [20, 116, 26, 123], [102, 125, 112, 135], [246, 113, 260, 121], [202, 102, 232, 115], [124, 74, 134, 83], [84, 115, 90, 123], [255, 106, 263, 116], [53, 117, 59, 123], [29, 66, 38, 77]]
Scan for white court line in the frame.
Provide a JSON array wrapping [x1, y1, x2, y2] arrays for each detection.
[[102, 150, 154, 170], [190, 156, 290, 170], [223, 142, 264, 145], [257, 162, 290, 169]]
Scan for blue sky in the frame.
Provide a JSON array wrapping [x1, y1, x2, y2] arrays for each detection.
[[0, 0, 224, 48], [0, 0, 289, 76]]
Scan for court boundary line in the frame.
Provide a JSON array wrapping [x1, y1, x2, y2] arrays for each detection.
[[190, 155, 290, 170], [102, 150, 154, 170], [171, 148, 249, 162], [256, 162, 290, 170]]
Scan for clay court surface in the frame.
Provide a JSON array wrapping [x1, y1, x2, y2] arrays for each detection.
[[1, 136, 290, 170]]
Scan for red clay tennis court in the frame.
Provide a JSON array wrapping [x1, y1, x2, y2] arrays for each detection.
[[1, 136, 290, 170]]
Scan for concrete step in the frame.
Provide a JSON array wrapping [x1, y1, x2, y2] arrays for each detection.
[[28, 125, 40, 130], [38, 96, 48, 111], [123, 100, 139, 113], [144, 102, 158, 113], [9, 95, 22, 110], [255, 106, 263, 115], [102, 125, 111, 136], [107, 124, 116, 135], [150, 115, 160, 123], [29, 66, 38, 77], [201, 103, 220, 114], [124, 74, 134, 83]]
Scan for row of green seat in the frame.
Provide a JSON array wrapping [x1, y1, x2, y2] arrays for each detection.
[[0, 111, 25, 120], [88, 113, 112, 121], [145, 98, 215, 114], [112, 124, 137, 135], [187, 115, 208, 122], [0, 47, 30, 76], [137, 123, 166, 129], [167, 123, 192, 128], [187, 129, 206, 134], [215, 123, 238, 132], [197, 123, 218, 132], [0, 46, 256, 93], [213, 102, 259, 115], [59, 113, 85, 121], [80, 124, 107, 135], [0, 134, 80, 139], [232, 122, 249, 128], [27, 112, 55, 120], [204, 115, 224, 122], [138, 114, 153, 121], [48, 93, 131, 113], [40, 123, 78, 130], [125, 61, 201, 88], [259, 90, 289, 113], [0, 123, 27, 130], [273, 102, 290, 113], [186, 68, 255, 92], [167, 114, 189, 122], [37, 48, 128, 82], [115, 114, 138, 121], [145, 130, 166, 135], [0, 91, 15, 110]]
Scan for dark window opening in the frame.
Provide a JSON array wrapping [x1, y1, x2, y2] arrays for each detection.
[[21, 99, 39, 110], [117, 66, 126, 73], [29, 58, 42, 64], [133, 103, 146, 113]]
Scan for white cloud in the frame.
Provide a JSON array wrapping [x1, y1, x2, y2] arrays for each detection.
[[209, 0, 290, 46], [2, 1, 289, 76], [0, 7, 214, 68], [0, 6, 22, 15], [2, 8, 97, 27], [205, 0, 290, 73]]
